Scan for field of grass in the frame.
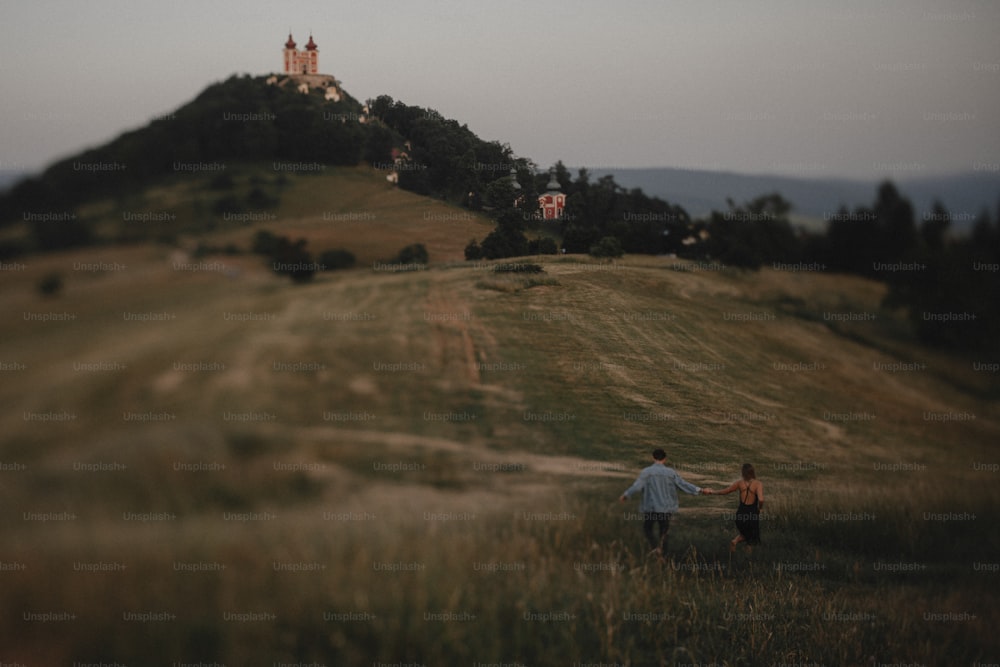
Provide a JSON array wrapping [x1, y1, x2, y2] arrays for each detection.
[[6, 164, 497, 265], [1, 239, 998, 664]]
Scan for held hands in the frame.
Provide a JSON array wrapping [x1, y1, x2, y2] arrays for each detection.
[[700, 488, 714, 495]]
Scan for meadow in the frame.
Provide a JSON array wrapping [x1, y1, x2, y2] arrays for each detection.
[[1, 184, 998, 664]]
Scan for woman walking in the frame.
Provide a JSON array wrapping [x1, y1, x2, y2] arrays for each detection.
[[706, 463, 763, 552]]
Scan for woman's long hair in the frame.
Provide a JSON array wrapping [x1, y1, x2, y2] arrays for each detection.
[[741, 463, 756, 481]]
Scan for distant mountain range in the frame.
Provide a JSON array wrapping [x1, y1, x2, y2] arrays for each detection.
[[581, 166, 1000, 230]]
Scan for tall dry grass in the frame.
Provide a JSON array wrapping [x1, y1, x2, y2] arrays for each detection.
[[3, 472, 997, 664]]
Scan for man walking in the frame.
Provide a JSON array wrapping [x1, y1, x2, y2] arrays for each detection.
[[619, 448, 707, 557]]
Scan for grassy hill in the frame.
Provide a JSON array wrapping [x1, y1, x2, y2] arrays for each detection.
[[2, 163, 496, 266], [1, 227, 997, 663]]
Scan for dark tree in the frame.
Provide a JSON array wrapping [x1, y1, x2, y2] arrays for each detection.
[[395, 243, 429, 265], [464, 239, 484, 260]]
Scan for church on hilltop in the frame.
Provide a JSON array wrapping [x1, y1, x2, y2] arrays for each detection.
[[283, 32, 319, 75], [269, 32, 343, 102]]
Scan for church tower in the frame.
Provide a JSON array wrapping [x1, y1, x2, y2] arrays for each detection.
[[302, 34, 319, 74], [283, 33, 298, 74]]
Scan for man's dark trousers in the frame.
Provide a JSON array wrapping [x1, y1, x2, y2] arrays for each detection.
[[643, 511, 671, 551]]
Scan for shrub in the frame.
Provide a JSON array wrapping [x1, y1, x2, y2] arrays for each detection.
[[395, 243, 429, 265], [318, 248, 356, 271], [528, 237, 559, 255], [252, 231, 317, 283], [252, 230, 280, 255], [212, 195, 243, 216], [271, 238, 316, 283], [464, 239, 484, 261], [38, 272, 64, 297], [589, 236, 624, 258], [245, 185, 279, 210], [480, 225, 527, 260]]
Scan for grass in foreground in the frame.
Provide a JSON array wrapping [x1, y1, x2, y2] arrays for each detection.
[[4, 479, 997, 665]]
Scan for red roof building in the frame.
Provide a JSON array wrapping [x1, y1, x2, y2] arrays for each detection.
[[538, 169, 566, 220]]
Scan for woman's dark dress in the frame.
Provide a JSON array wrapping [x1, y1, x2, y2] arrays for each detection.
[[735, 482, 761, 545]]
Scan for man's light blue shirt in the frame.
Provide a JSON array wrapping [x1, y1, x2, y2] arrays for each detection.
[[622, 462, 701, 513]]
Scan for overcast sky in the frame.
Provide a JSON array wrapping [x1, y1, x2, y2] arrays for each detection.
[[1, 0, 998, 180]]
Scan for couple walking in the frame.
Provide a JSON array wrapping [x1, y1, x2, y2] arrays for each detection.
[[619, 448, 763, 556]]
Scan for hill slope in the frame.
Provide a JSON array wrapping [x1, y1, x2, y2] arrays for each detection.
[[1, 162, 496, 266], [1, 245, 997, 663], [8, 249, 993, 464]]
